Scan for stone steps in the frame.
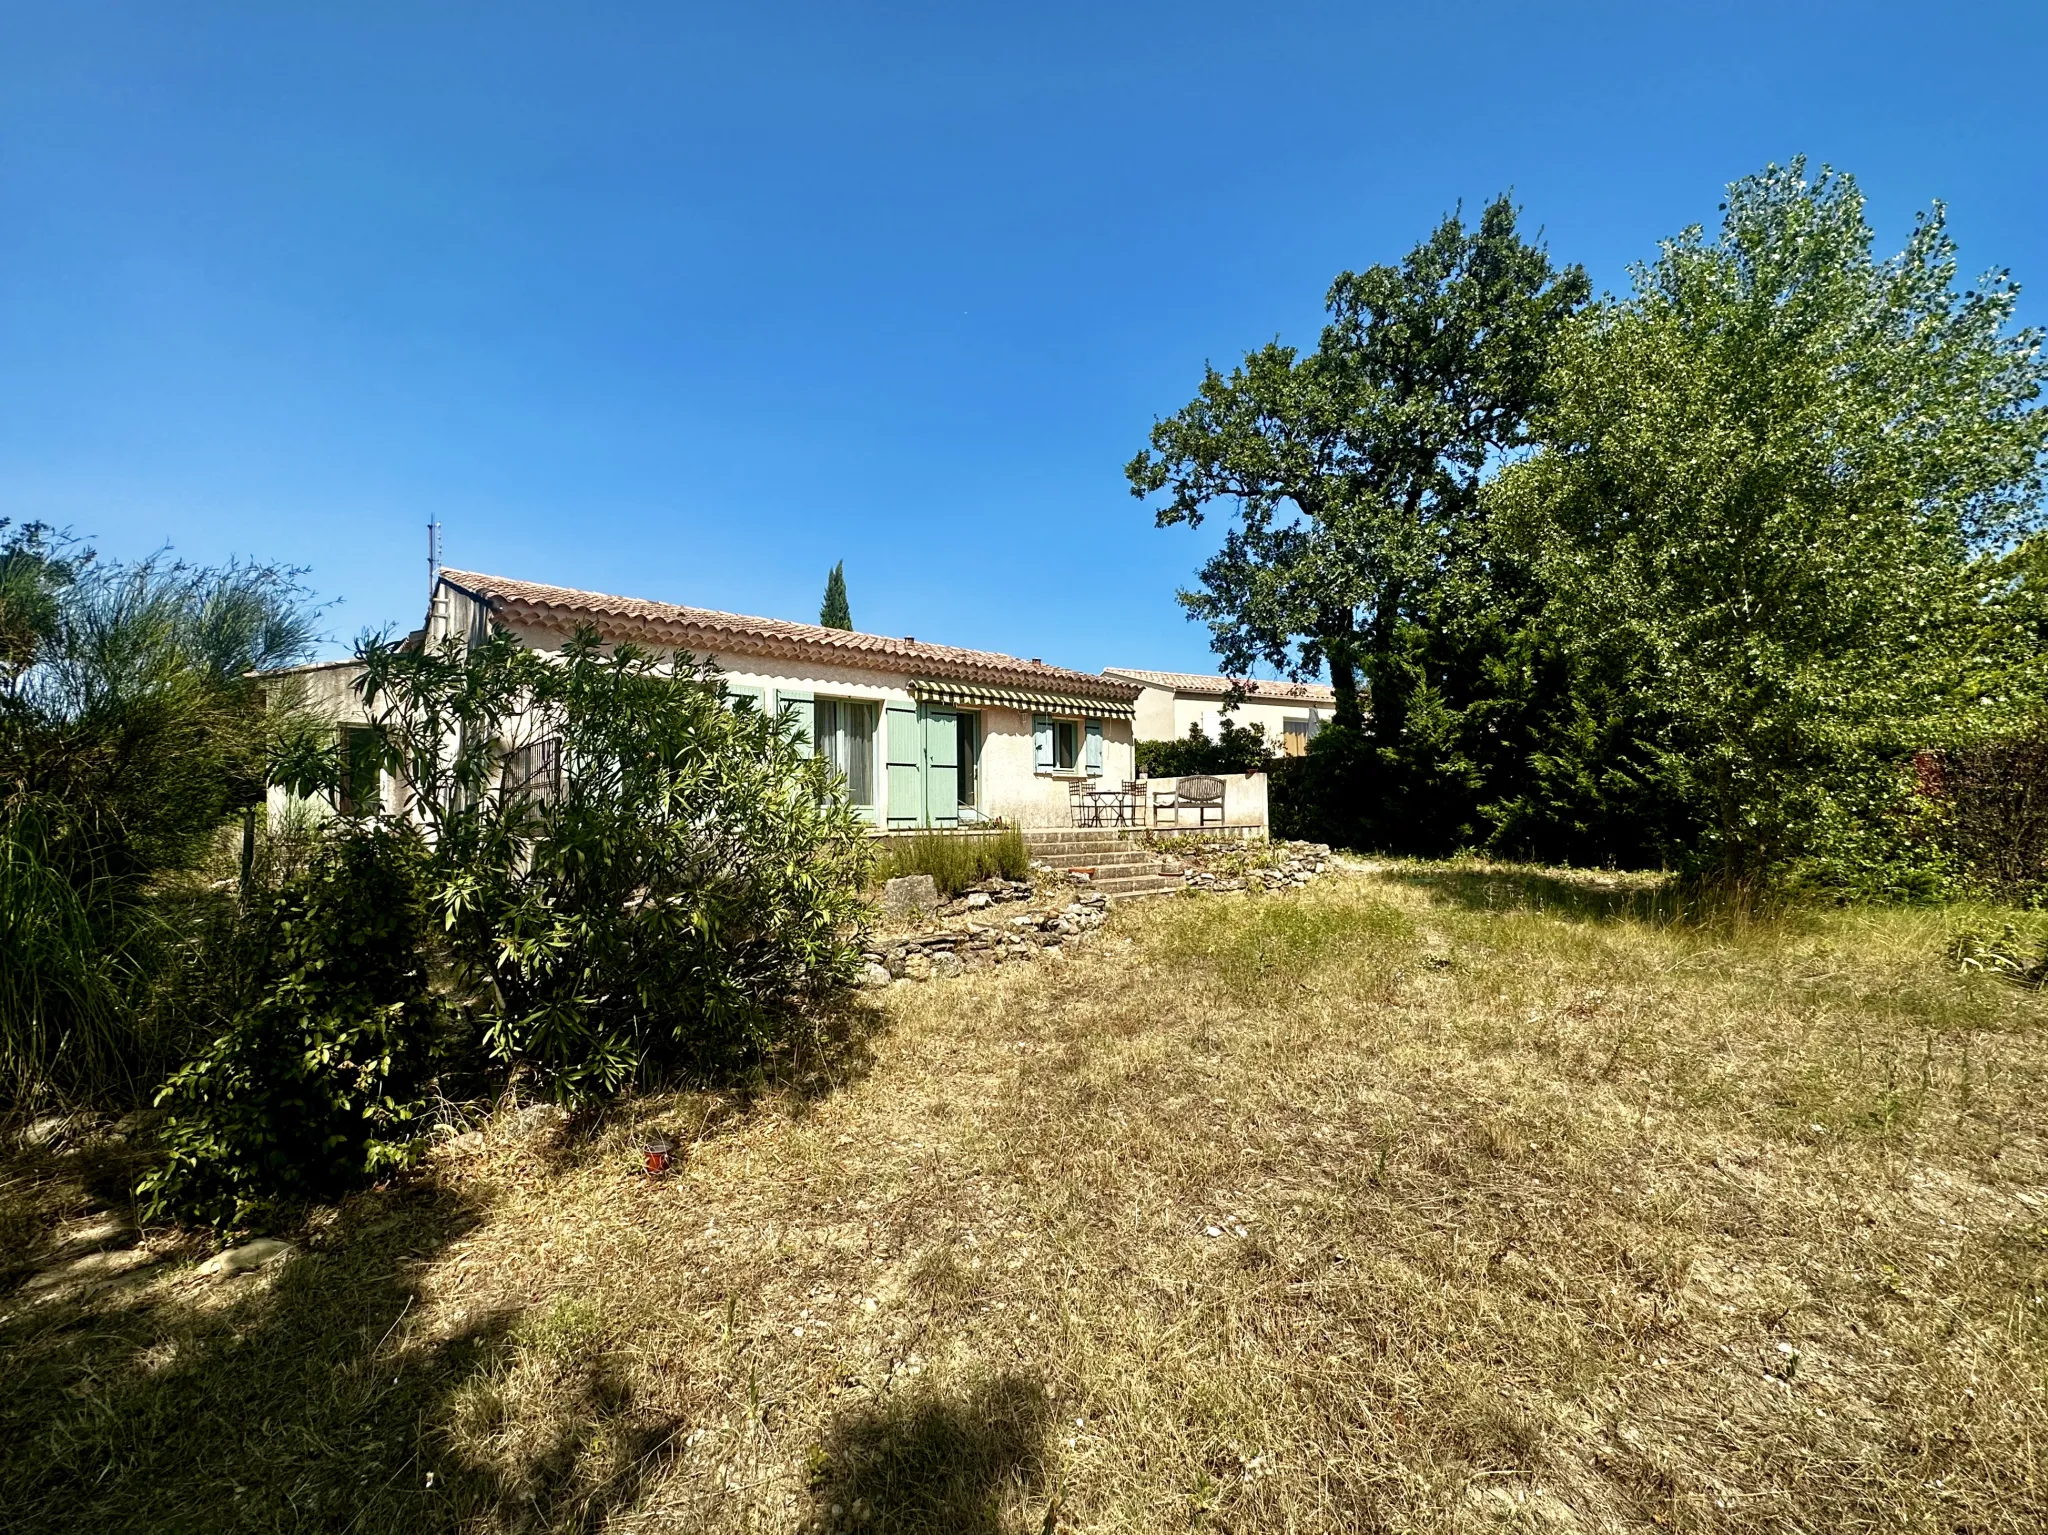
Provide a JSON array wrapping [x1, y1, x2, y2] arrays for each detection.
[[1091, 873, 1183, 900], [1024, 829, 1183, 901], [1032, 849, 1159, 871]]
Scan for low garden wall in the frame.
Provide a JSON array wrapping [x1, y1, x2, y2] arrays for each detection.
[[1137, 770, 1269, 834]]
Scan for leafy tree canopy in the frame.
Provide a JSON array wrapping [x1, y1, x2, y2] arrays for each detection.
[[1496, 159, 2048, 887], [1128, 197, 1590, 737]]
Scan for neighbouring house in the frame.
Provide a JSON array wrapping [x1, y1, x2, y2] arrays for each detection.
[[414, 570, 1142, 830], [257, 657, 389, 821], [1103, 668, 1339, 757]]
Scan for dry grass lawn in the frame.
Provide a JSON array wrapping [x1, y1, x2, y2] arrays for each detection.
[[4, 861, 2047, 1533]]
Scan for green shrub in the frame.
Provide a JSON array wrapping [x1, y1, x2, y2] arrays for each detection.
[[873, 826, 1029, 897], [359, 628, 874, 1100], [1927, 734, 2048, 903], [139, 826, 441, 1230], [1136, 719, 1270, 778]]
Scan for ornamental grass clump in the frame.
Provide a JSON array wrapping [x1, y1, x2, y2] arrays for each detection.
[[873, 826, 1029, 897], [0, 523, 325, 1107]]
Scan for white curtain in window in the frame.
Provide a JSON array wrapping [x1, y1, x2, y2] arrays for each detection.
[[814, 699, 876, 805]]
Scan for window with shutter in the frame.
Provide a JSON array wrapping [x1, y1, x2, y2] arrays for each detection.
[[921, 707, 959, 827], [1033, 715, 1054, 773], [1053, 719, 1080, 771], [501, 736, 561, 804], [1084, 719, 1104, 776], [776, 691, 815, 756]]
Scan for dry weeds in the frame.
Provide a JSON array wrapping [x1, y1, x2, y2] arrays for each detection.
[[5, 861, 2046, 1533]]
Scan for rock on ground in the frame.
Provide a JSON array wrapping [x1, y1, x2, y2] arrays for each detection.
[[198, 1238, 295, 1279], [880, 874, 941, 918]]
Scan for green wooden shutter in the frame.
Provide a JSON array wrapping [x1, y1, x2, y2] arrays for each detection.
[[723, 683, 764, 712], [922, 707, 959, 828], [1033, 715, 1054, 773], [1085, 719, 1104, 776], [885, 702, 922, 828], [776, 691, 814, 755]]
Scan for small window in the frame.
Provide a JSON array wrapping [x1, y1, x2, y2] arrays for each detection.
[[502, 737, 562, 803], [1282, 718, 1319, 757], [338, 725, 383, 816], [1052, 718, 1081, 772]]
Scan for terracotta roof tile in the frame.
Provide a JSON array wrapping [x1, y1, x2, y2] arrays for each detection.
[[1102, 667, 1338, 704], [439, 570, 1140, 703]]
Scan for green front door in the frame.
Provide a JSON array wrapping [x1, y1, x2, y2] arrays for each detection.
[[923, 708, 959, 827]]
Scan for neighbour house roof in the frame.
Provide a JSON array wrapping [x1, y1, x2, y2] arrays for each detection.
[[250, 657, 365, 677], [438, 570, 1142, 716], [1101, 667, 1339, 705]]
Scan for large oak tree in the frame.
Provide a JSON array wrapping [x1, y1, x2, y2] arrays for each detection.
[[1127, 197, 1589, 746]]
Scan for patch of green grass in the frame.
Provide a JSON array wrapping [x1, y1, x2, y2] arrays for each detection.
[[1155, 882, 1416, 999], [873, 828, 1030, 898]]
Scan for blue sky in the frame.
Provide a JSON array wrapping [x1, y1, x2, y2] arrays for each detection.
[[2, 2, 2043, 674]]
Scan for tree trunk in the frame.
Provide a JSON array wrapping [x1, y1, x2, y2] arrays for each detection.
[[239, 804, 257, 898], [1326, 626, 1366, 732], [1363, 577, 1406, 743]]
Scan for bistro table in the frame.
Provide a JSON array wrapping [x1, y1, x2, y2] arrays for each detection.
[[1069, 781, 1142, 827]]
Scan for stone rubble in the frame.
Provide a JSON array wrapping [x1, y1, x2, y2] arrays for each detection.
[[857, 845, 1336, 988], [1160, 839, 1335, 894], [861, 886, 1108, 985], [197, 1237, 295, 1279]]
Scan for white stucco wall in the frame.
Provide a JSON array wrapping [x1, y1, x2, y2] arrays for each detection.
[[1132, 685, 1179, 740], [975, 707, 1137, 827], [1141, 770, 1270, 833]]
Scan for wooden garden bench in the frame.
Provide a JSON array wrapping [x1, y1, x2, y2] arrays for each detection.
[[1151, 774, 1225, 828]]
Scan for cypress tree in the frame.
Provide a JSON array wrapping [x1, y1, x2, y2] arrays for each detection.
[[819, 562, 851, 629]]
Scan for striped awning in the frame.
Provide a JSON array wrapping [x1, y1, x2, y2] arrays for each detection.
[[909, 678, 1137, 719]]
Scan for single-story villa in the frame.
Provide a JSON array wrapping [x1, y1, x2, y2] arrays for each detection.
[[1103, 667, 1338, 756], [426, 570, 1142, 830]]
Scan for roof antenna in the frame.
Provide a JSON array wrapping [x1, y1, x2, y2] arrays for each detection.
[[428, 520, 442, 596]]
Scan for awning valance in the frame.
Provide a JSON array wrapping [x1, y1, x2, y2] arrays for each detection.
[[908, 678, 1137, 719]]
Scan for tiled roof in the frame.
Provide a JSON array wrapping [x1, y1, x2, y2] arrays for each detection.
[[1102, 667, 1338, 704], [439, 570, 1141, 704]]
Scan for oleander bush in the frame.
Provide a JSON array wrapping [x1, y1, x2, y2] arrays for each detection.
[[357, 627, 874, 1101], [138, 826, 442, 1230]]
